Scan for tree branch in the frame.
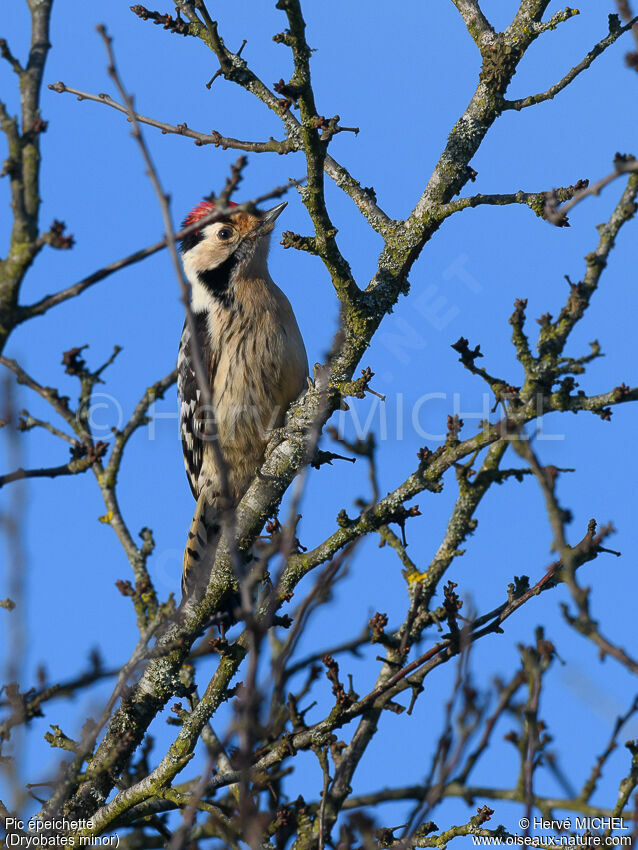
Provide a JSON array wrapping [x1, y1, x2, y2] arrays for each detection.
[[439, 182, 589, 224], [48, 81, 297, 153], [505, 16, 638, 110], [0, 0, 53, 353], [449, 0, 495, 51], [546, 156, 638, 225], [0, 455, 97, 489]]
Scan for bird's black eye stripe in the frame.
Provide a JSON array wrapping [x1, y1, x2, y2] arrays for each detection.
[[218, 227, 233, 241]]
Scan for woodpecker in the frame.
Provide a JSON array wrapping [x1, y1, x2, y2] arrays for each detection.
[[177, 199, 308, 599]]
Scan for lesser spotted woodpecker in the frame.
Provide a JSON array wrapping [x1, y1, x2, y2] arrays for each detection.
[[177, 199, 308, 598]]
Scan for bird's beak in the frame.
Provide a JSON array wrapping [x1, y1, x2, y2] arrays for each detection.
[[259, 202, 288, 229]]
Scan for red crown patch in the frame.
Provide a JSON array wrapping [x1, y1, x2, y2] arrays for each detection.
[[183, 199, 238, 227]]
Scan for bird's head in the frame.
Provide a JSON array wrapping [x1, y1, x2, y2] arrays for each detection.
[[179, 199, 287, 310]]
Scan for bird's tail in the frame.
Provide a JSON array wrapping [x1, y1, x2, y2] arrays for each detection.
[[181, 491, 223, 597]]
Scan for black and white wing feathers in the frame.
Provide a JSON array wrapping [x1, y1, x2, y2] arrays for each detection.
[[177, 314, 211, 500]]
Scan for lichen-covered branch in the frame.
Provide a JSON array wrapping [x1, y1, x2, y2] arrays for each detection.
[[438, 182, 589, 224], [0, 0, 53, 351], [450, 0, 495, 51], [275, 0, 361, 307]]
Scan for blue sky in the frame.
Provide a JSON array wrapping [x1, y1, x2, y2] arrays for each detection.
[[1, 0, 637, 841]]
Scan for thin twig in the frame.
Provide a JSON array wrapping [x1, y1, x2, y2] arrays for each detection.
[[0, 456, 97, 489], [545, 158, 638, 225], [505, 16, 638, 110], [48, 81, 297, 153]]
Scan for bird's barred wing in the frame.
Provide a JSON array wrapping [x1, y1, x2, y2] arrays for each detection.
[[178, 315, 229, 598], [177, 314, 212, 500]]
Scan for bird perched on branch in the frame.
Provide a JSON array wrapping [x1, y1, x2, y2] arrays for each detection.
[[177, 199, 308, 602]]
